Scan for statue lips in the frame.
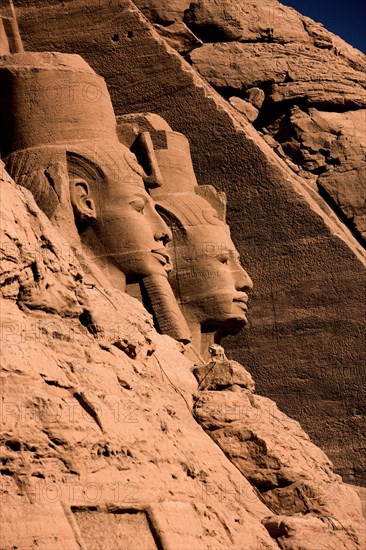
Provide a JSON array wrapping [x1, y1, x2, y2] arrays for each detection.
[[232, 292, 249, 315], [151, 249, 172, 272]]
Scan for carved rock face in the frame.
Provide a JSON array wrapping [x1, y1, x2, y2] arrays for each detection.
[[95, 182, 172, 281], [117, 113, 253, 344], [158, 195, 253, 330], [68, 149, 172, 282]]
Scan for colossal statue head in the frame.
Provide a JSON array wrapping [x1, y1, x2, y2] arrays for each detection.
[[156, 191, 253, 347], [117, 114, 253, 354], [0, 52, 190, 342]]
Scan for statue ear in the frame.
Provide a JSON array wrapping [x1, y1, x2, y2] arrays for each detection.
[[69, 178, 97, 221]]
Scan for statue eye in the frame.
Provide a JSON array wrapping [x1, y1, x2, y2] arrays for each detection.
[[129, 199, 146, 213], [217, 252, 230, 265]]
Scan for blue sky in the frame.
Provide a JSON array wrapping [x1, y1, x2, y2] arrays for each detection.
[[282, 0, 366, 53]]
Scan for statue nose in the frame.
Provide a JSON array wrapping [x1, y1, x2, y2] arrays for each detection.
[[235, 268, 253, 292], [154, 228, 172, 245], [153, 215, 172, 244]]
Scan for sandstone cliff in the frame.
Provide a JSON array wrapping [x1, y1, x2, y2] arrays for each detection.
[[136, 0, 366, 244], [1, 1, 366, 547], [1, 163, 365, 549], [12, 0, 366, 487]]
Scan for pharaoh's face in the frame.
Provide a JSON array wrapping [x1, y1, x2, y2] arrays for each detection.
[[69, 149, 172, 281], [98, 182, 172, 281], [159, 200, 253, 330]]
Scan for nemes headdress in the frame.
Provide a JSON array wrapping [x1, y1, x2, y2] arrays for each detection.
[[117, 112, 227, 226], [0, 51, 147, 216]]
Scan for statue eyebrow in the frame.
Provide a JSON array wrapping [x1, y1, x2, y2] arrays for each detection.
[[129, 193, 148, 201]]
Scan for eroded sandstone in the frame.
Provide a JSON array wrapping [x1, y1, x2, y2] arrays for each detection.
[[137, 0, 366, 245], [1, 170, 364, 548], [0, 4, 365, 549], [1, 171, 279, 549], [193, 358, 365, 547]]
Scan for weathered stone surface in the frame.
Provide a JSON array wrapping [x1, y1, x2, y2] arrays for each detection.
[[0, 162, 86, 318], [184, 0, 312, 44], [229, 96, 259, 122], [1, 496, 81, 550], [268, 81, 366, 109], [73, 510, 158, 550], [188, 42, 366, 103], [0, 16, 10, 54], [195, 390, 339, 489], [245, 87, 266, 109], [133, 0, 189, 24], [264, 480, 363, 520], [194, 381, 365, 547], [183, 1, 366, 70], [1, 172, 279, 549], [301, 15, 366, 69], [188, 41, 289, 90], [13, 0, 366, 488], [134, 0, 365, 72], [154, 21, 202, 53], [133, 0, 199, 52], [267, 107, 366, 242], [319, 169, 366, 239], [263, 514, 363, 550], [355, 486, 366, 518], [193, 359, 255, 391]]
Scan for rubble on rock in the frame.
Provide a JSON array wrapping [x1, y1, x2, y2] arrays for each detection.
[[138, 0, 366, 245], [193, 359, 365, 547]]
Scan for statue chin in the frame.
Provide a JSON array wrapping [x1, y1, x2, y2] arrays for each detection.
[[118, 256, 170, 281], [199, 307, 248, 334], [214, 316, 247, 339]]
